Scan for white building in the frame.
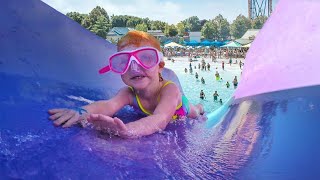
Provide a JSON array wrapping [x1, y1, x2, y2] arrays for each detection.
[[189, 32, 201, 42]]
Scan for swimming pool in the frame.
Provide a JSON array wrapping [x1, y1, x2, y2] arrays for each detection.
[[165, 57, 242, 112]]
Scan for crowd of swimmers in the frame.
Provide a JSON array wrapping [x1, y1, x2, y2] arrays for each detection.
[[182, 58, 240, 106]]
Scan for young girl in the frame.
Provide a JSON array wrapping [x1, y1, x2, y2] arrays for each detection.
[[48, 31, 204, 138]]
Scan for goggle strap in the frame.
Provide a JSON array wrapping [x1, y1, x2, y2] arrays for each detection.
[[99, 65, 111, 74]]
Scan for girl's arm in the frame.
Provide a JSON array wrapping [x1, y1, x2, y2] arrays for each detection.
[[48, 87, 132, 128], [83, 87, 132, 116], [123, 83, 180, 138]]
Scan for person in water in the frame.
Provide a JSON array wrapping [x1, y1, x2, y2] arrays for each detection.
[[200, 90, 206, 100], [215, 71, 220, 81], [201, 77, 205, 84], [226, 81, 230, 88], [213, 91, 219, 101], [48, 30, 204, 138], [233, 76, 238, 89], [219, 99, 223, 105]]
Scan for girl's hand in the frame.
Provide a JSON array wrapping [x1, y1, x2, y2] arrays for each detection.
[[48, 108, 88, 128], [87, 114, 129, 137]]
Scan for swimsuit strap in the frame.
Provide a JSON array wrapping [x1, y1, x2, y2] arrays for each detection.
[[128, 86, 152, 115], [129, 81, 182, 115], [161, 81, 182, 110]]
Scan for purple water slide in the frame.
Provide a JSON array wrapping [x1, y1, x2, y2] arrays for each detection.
[[235, 0, 320, 99]]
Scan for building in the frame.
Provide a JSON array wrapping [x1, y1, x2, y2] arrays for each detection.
[[189, 32, 201, 43], [106, 27, 134, 43], [147, 30, 165, 39]]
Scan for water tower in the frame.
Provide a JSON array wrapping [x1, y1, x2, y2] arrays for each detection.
[[248, 0, 273, 19]]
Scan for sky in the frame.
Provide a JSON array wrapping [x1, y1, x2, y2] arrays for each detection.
[[41, 0, 279, 24]]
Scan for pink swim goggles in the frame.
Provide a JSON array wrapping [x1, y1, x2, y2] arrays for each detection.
[[99, 47, 163, 74]]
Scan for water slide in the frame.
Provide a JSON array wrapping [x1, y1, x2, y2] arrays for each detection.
[[1, 0, 320, 179]]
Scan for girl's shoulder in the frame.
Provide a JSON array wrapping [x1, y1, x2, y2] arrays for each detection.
[[160, 80, 180, 95]]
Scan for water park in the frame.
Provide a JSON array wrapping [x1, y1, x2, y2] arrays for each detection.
[[1, 0, 320, 179]]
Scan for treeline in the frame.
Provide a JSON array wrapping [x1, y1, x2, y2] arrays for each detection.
[[67, 6, 268, 40]]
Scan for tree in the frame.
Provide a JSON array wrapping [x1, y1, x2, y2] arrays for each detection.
[[230, 15, 252, 39], [111, 15, 129, 27], [164, 24, 178, 37], [200, 19, 208, 27], [135, 23, 148, 32], [212, 14, 230, 40], [176, 22, 186, 37], [89, 6, 110, 23], [126, 17, 143, 28], [183, 16, 201, 31], [81, 15, 92, 29], [78, 6, 110, 31], [142, 18, 151, 30], [150, 20, 166, 31], [252, 16, 268, 29], [201, 21, 217, 39], [91, 16, 110, 39], [66, 12, 85, 24]]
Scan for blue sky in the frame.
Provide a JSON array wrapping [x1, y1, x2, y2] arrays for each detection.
[[41, 0, 279, 24]]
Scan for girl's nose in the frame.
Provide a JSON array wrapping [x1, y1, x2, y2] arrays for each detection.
[[129, 59, 142, 72]]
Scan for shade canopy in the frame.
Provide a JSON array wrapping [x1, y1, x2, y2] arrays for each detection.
[[164, 42, 183, 48], [220, 41, 242, 48], [242, 43, 251, 48]]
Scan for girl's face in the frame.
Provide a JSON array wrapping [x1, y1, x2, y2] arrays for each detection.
[[120, 44, 163, 90]]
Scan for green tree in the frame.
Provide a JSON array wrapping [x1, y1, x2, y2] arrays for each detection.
[[66, 12, 85, 24], [230, 15, 252, 39], [89, 6, 110, 23], [126, 17, 143, 28], [142, 18, 151, 30], [183, 16, 201, 31], [91, 16, 110, 39], [79, 6, 110, 31], [111, 15, 129, 27], [150, 20, 166, 31], [135, 23, 148, 32], [200, 19, 208, 27], [176, 22, 186, 37], [252, 16, 268, 29], [164, 24, 178, 37], [81, 15, 92, 29], [201, 21, 217, 39], [212, 14, 230, 40]]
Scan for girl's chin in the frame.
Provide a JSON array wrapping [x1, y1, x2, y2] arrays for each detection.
[[127, 78, 149, 88]]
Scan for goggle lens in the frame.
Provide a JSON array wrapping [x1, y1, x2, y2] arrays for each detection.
[[136, 49, 158, 68], [110, 53, 130, 73]]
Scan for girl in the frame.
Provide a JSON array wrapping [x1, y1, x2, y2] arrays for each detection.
[[48, 31, 204, 138]]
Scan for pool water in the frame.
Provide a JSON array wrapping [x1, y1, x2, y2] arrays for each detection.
[[164, 57, 243, 112]]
